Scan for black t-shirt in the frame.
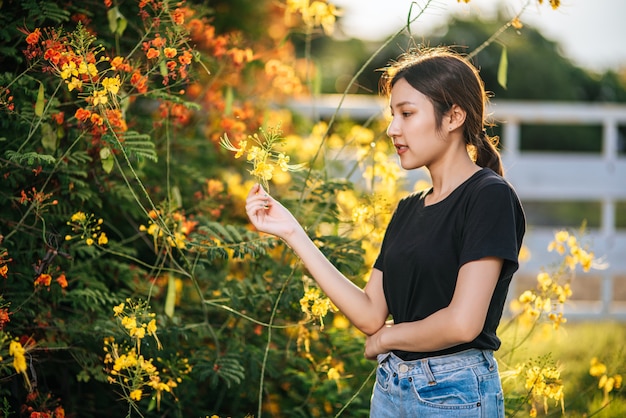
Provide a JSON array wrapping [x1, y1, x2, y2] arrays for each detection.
[[373, 168, 526, 360]]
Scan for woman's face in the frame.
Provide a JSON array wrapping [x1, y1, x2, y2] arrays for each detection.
[[387, 78, 447, 171]]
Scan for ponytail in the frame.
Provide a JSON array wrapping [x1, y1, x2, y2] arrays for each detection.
[[472, 130, 504, 176]]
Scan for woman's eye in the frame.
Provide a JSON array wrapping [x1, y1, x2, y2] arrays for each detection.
[[402, 112, 411, 118]]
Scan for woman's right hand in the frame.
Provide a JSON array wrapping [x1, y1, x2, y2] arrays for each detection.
[[245, 184, 300, 241]]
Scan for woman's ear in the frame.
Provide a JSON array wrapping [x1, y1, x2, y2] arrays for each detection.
[[446, 104, 466, 131]]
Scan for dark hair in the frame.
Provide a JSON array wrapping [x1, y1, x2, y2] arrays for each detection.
[[381, 47, 504, 176]]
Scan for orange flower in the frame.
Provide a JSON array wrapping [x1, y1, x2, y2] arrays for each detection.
[[146, 48, 160, 59], [75, 108, 91, 122], [178, 50, 192, 65], [164, 47, 177, 59], [172, 8, 186, 25], [0, 308, 10, 329], [51, 112, 65, 124], [90, 113, 104, 126], [151, 34, 166, 48], [0, 264, 8, 278], [56, 273, 68, 288], [34, 273, 52, 287], [44, 48, 62, 64], [25, 28, 41, 45], [130, 71, 148, 93]]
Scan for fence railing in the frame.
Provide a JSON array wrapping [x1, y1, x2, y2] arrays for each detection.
[[289, 95, 626, 320]]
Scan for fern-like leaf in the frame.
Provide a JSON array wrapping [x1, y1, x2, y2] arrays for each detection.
[[4, 150, 56, 166]]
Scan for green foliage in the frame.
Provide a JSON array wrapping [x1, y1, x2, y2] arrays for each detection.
[[0, 1, 623, 417]]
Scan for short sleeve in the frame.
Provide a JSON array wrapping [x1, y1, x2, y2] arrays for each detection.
[[459, 183, 525, 279]]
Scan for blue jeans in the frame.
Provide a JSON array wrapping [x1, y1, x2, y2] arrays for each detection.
[[370, 349, 504, 417]]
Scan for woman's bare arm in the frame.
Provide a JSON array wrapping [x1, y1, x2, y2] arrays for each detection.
[[246, 184, 389, 335]]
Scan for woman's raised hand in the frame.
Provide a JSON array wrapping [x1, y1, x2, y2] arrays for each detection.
[[245, 184, 299, 240]]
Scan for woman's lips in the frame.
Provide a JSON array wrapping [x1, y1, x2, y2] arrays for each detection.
[[395, 144, 408, 155]]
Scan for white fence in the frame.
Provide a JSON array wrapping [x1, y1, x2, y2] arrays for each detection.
[[290, 96, 626, 320]]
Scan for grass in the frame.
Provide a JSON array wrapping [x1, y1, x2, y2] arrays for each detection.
[[498, 321, 626, 417]]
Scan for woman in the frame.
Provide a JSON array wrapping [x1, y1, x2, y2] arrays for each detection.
[[246, 47, 525, 417]]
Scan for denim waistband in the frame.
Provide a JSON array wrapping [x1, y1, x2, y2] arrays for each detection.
[[377, 348, 496, 377]]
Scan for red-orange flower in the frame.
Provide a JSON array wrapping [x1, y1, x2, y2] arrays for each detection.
[[151, 34, 166, 48], [75, 108, 91, 122], [172, 8, 185, 25], [51, 112, 64, 124], [178, 50, 192, 66], [25, 28, 41, 45], [34, 273, 52, 287], [146, 47, 160, 59], [130, 71, 148, 93], [56, 274, 68, 288], [0, 308, 10, 330], [90, 113, 104, 126]]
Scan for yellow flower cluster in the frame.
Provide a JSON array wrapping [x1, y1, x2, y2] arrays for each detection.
[[512, 229, 595, 330], [299, 281, 332, 329], [220, 126, 305, 192], [105, 299, 191, 409], [104, 337, 179, 407], [589, 357, 623, 406], [139, 209, 196, 252], [520, 360, 564, 416], [285, 0, 342, 35], [65, 211, 108, 246], [548, 230, 594, 272], [113, 299, 161, 352]]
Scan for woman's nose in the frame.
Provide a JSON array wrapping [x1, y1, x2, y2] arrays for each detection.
[[387, 117, 399, 138]]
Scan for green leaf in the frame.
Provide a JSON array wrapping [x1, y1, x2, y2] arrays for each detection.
[[100, 147, 114, 173], [160, 59, 168, 78], [35, 82, 44, 116], [164, 274, 176, 318], [224, 85, 233, 116], [41, 122, 57, 152], [497, 46, 508, 90], [107, 7, 127, 36], [5, 150, 55, 165]]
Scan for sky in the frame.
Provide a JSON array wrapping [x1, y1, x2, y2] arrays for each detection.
[[331, 0, 626, 73]]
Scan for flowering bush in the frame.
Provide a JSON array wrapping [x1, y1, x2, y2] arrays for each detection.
[[0, 0, 622, 417]]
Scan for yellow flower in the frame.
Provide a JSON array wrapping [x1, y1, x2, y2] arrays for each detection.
[[78, 61, 98, 76], [536, 272, 552, 291], [60, 61, 78, 80], [277, 153, 290, 171], [102, 76, 121, 95], [235, 139, 247, 158], [98, 232, 108, 245], [122, 315, 137, 331], [9, 341, 27, 374], [93, 89, 108, 106], [518, 290, 536, 304], [129, 389, 142, 401], [113, 303, 125, 316], [67, 77, 83, 91], [71, 211, 87, 222], [589, 357, 607, 377], [85, 238, 94, 246], [250, 161, 274, 182]]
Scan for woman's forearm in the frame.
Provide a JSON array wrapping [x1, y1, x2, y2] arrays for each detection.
[[284, 227, 388, 335]]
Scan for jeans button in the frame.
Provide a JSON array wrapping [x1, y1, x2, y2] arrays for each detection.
[[398, 364, 409, 373]]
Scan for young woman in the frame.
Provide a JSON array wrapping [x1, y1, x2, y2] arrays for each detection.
[[245, 47, 525, 417]]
